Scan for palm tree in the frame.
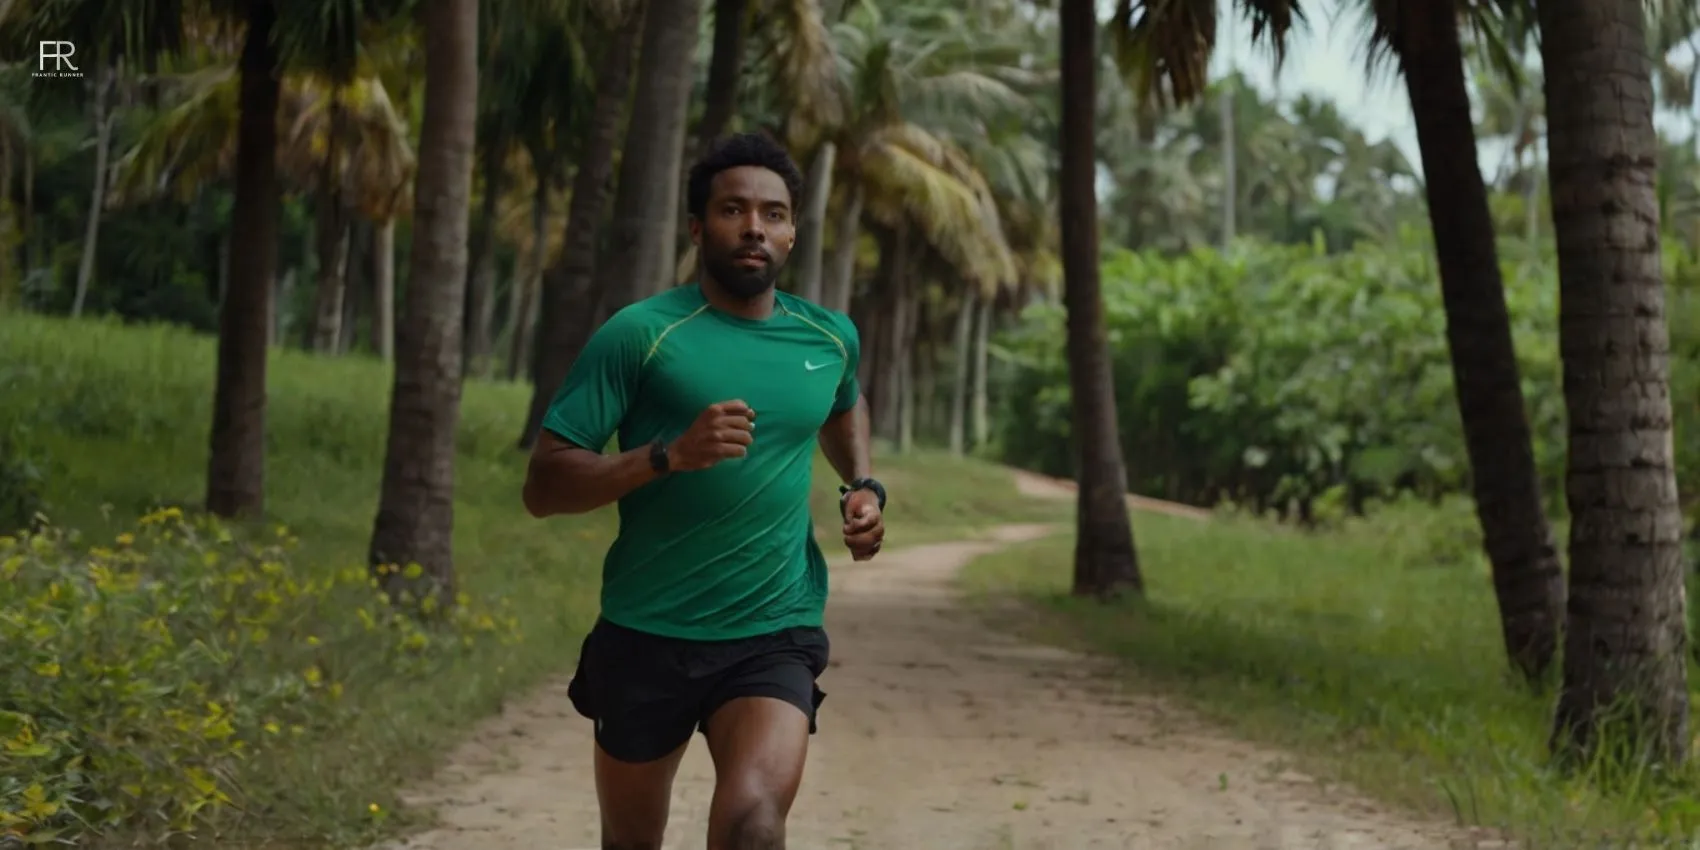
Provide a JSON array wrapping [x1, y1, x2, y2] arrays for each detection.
[[599, 0, 703, 308], [0, 65, 34, 308], [1539, 0, 1691, 764], [1059, 0, 1139, 597], [518, 0, 642, 449], [367, 0, 480, 605], [1067, 0, 1302, 597], [205, 0, 282, 519], [812, 2, 1027, 315], [105, 69, 416, 356], [1364, 0, 1564, 683], [1, 0, 280, 519]]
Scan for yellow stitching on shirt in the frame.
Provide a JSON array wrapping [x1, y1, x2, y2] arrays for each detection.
[[785, 309, 848, 362], [643, 303, 710, 366]]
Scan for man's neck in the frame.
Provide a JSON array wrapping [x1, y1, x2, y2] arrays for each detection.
[[700, 275, 776, 321]]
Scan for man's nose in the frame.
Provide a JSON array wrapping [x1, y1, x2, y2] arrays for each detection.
[[740, 213, 766, 240]]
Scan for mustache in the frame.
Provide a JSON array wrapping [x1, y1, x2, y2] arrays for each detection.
[[730, 245, 772, 261]]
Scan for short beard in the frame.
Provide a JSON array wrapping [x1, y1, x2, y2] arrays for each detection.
[[705, 254, 780, 300]]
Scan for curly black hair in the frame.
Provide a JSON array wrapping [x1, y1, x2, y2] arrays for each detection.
[[686, 132, 806, 220]]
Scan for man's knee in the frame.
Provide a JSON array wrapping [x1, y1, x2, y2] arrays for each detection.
[[726, 800, 785, 849]]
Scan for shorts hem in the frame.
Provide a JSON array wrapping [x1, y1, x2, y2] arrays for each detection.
[[593, 724, 696, 765], [699, 683, 828, 736]]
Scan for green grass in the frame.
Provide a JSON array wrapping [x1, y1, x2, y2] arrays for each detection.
[[0, 312, 1066, 846], [961, 497, 1700, 847]]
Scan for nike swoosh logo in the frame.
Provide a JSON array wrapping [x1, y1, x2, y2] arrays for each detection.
[[804, 361, 834, 371]]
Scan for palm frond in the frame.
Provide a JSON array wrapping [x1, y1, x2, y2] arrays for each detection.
[[0, 0, 186, 66], [274, 0, 417, 84], [766, 0, 845, 145], [109, 66, 415, 217], [860, 123, 1017, 293], [1110, 0, 1304, 108], [279, 73, 415, 218], [106, 65, 238, 207], [905, 70, 1029, 123]]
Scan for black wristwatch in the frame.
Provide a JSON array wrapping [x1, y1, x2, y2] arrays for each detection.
[[648, 439, 670, 474], [839, 476, 886, 516]]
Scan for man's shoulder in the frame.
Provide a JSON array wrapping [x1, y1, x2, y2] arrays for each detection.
[[601, 287, 706, 338], [778, 292, 858, 343]]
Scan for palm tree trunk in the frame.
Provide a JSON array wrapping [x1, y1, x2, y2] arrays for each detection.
[[273, 267, 295, 347], [948, 289, 975, 454], [872, 228, 907, 441], [310, 189, 351, 353], [601, 0, 701, 306], [970, 291, 992, 448], [310, 93, 349, 353], [1399, 0, 1564, 683], [823, 182, 863, 312], [373, 217, 396, 360], [792, 142, 835, 302], [0, 167, 15, 309], [518, 4, 642, 450], [465, 129, 505, 377], [1219, 75, 1235, 247], [696, 0, 747, 152], [1060, 0, 1140, 598], [852, 273, 881, 406], [669, 0, 748, 259], [72, 63, 114, 318], [913, 336, 934, 443], [1540, 0, 1690, 764], [506, 175, 548, 381], [369, 0, 480, 605], [206, 0, 281, 519], [339, 223, 365, 353], [897, 300, 920, 452]]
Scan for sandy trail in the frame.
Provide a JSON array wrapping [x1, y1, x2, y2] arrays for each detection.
[[380, 509, 1495, 849]]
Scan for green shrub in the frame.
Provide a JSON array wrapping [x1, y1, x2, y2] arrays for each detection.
[[0, 507, 520, 845], [994, 230, 1700, 525], [0, 429, 45, 534]]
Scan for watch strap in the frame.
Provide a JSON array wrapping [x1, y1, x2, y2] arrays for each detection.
[[838, 476, 886, 512]]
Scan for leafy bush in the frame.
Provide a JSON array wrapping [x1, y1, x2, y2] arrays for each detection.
[[995, 228, 1700, 523], [0, 428, 46, 534], [0, 507, 520, 845]]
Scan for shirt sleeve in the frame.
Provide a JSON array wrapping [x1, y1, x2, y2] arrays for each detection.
[[831, 313, 862, 415], [541, 310, 645, 451]]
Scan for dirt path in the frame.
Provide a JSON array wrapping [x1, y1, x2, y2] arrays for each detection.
[[379, 521, 1493, 850], [1008, 468, 1215, 521]]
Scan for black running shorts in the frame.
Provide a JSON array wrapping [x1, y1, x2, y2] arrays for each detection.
[[566, 617, 831, 763]]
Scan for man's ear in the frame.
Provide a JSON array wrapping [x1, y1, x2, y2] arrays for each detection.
[[688, 217, 702, 246]]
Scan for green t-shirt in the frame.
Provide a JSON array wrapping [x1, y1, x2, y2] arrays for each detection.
[[541, 283, 863, 641]]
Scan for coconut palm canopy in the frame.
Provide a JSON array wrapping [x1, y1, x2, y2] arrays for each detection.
[[821, 1, 1041, 293], [107, 69, 416, 219]]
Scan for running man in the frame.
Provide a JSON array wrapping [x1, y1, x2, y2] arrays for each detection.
[[521, 132, 886, 850]]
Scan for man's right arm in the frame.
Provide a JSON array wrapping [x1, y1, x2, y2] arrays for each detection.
[[522, 308, 647, 518], [522, 431, 659, 517]]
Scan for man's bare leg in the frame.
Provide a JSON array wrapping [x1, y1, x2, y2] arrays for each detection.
[[702, 696, 812, 850], [595, 740, 690, 850]]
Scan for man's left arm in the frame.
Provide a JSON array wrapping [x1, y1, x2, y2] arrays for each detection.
[[819, 323, 884, 560], [819, 395, 871, 485]]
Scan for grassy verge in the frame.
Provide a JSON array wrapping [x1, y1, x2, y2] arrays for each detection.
[[0, 313, 1063, 847], [960, 497, 1700, 848]]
